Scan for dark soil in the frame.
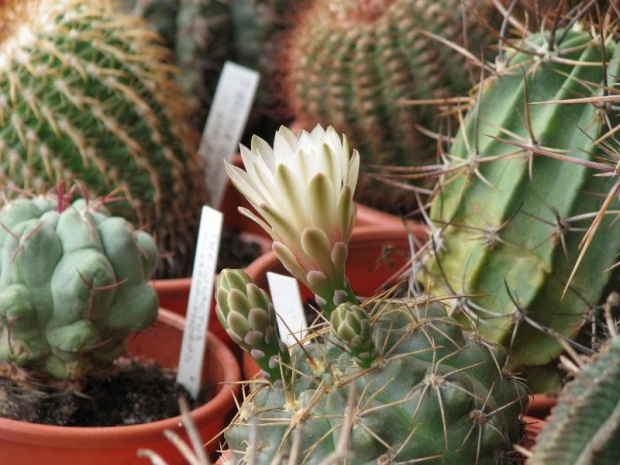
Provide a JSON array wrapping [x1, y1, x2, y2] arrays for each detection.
[[0, 358, 211, 427], [217, 228, 263, 271]]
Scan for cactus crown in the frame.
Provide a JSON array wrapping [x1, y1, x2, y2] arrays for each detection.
[[0, 0, 206, 278]]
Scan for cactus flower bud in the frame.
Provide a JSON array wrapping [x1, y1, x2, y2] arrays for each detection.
[[216, 269, 290, 383], [330, 303, 374, 368]]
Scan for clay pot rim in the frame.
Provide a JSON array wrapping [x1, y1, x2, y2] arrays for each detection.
[[0, 309, 240, 447]]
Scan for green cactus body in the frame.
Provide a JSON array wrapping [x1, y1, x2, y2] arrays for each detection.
[[224, 301, 527, 464], [529, 334, 620, 465], [0, 0, 206, 278], [420, 30, 620, 389], [0, 195, 159, 380], [280, 0, 499, 205]]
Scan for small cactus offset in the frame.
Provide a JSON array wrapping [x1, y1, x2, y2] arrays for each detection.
[[528, 333, 620, 464], [219, 291, 528, 464], [0, 0, 207, 278], [418, 27, 620, 389], [0, 191, 159, 380], [278, 0, 501, 207]]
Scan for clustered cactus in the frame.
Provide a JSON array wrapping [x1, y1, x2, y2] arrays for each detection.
[[0, 0, 206, 278], [279, 0, 501, 206], [418, 28, 620, 390], [0, 192, 159, 380]]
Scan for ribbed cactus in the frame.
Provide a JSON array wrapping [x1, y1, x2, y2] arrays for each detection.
[[279, 0, 501, 207], [528, 333, 620, 464], [0, 0, 206, 278], [217, 282, 528, 464], [125, 0, 288, 132], [0, 194, 159, 380], [419, 29, 620, 390]]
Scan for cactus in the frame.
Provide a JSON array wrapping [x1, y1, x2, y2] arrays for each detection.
[[0, 0, 206, 278], [0, 193, 159, 380], [217, 279, 528, 464], [528, 332, 620, 464], [278, 0, 502, 208], [417, 27, 620, 390], [124, 0, 288, 132]]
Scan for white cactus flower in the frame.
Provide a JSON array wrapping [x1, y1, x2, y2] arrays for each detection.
[[225, 125, 360, 312]]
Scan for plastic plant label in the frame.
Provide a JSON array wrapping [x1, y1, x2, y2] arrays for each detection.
[[199, 61, 260, 208], [177, 206, 223, 399], [267, 272, 308, 347]]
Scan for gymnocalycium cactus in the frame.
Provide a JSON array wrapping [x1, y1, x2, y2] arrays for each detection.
[[0, 0, 206, 278], [0, 192, 159, 380], [217, 281, 528, 463], [216, 125, 528, 463], [279, 0, 501, 207], [418, 28, 620, 390]]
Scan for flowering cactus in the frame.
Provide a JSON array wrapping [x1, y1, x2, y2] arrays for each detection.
[[226, 125, 360, 314]]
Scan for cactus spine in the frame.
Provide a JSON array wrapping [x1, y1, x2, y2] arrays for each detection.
[[419, 28, 620, 389], [0, 193, 159, 380], [0, 0, 206, 278]]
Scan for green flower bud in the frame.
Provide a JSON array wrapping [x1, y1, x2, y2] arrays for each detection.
[[330, 303, 374, 368]]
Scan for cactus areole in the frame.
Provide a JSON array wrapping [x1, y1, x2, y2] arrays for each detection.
[[421, 30, 620, 387], [0, 195, 159, 380], [0, 0, 206, 278]]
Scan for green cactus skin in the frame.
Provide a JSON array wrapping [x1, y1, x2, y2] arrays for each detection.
[[0, 195, 159, 380], [279, 0, 500, 206], [420, 30, 620, 389], [528, 334, 620, 465], [224, 300, 528, 464], [0, 0, 206, 278]]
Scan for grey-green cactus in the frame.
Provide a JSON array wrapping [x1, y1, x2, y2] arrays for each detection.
[[0, 0, 206, 278], [0, 194, 159, 380], [219, 291, 528, 464]]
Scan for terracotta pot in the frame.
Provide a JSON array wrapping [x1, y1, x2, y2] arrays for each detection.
[[214, 416, 546, 463], [243, 225, 427, 378], [526, 392, 557, 420], [0, 309, 240, 465]]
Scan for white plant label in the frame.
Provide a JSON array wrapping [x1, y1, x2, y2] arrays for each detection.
[[177, 206, 223, 398], [267, 272, 308, 347], [199, 61, 260, 208]]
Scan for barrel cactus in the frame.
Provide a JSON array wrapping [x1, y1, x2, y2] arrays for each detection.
[[528, 330, 620, 464], [125, 0, 288, 132], [217, 273, 528, 464], [0, 0, 206, 278], [278, 0, 501, 208], [417, 27, 620, 390], [0, 193, 159, 380]]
